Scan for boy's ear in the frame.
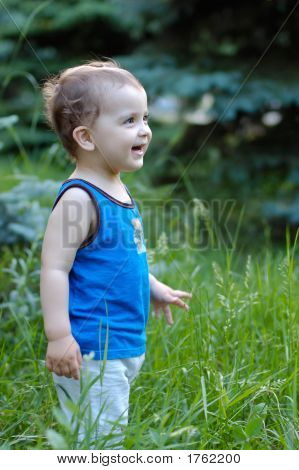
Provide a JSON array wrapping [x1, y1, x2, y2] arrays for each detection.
[[72, 126, 95, 151]]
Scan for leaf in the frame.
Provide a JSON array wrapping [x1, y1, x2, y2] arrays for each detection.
[[8, 223, 36, 241], [252, 402, 268, 418], [245, 416, 263, 438], [232, 425, 246, 442], [227, 384, 261, 407]]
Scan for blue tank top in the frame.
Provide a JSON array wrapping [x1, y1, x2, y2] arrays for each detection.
[[51, 178, 150, 360]]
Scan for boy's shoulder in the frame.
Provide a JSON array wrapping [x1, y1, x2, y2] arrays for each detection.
[[53, 185, 95, 212], [42, 186, 97, 270], [52, 185, 98, 230]]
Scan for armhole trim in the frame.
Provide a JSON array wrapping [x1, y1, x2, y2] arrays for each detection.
[[51, 183, 100, 249]]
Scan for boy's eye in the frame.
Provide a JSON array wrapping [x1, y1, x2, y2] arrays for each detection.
[[125, 115, 150, 124]]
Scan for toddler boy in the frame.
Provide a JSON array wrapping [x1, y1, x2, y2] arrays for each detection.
[[40, 59, 192, 448]]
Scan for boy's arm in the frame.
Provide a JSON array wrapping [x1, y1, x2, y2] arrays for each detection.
[[40, 187, 94, 380], [149, 273, 192, 325]]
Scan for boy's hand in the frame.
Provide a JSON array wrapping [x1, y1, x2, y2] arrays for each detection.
[[46, 334, 83, 380], [150, 277, 192, 325]]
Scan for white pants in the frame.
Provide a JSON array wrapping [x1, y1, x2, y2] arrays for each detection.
[[52, 353, 145, 449]]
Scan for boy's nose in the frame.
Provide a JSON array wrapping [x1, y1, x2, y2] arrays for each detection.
[[138, 122, 151, 137]]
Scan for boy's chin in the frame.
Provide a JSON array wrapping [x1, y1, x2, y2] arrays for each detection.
[[122, 159, 144, 172]]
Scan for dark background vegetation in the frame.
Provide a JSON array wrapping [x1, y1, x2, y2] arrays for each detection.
[[0, 1, 299, 451], [0, 0, 299, 246]]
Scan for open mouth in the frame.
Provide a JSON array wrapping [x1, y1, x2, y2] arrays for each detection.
[[132, 144, 145, 151], [131, 144, 146, 156]]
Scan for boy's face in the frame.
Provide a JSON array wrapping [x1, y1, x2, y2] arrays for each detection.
[[89, 84, 152, 173]]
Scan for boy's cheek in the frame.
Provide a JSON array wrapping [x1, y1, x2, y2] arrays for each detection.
[[148, 132, 153, 144]]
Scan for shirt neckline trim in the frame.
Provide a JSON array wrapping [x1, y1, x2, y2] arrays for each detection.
[[62, 178, 135, 208]]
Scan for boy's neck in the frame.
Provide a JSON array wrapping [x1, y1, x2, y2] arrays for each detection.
[[69, 162, 122, 189], [67, 166, 131, 203]]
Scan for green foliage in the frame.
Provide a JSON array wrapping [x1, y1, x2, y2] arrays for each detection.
[[0, 177, 59, 244], [0, 0, 298, 236], [1, 237, 298, 449]]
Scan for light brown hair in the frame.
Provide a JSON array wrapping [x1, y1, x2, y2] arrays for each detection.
[[41, 58, 143, 159]]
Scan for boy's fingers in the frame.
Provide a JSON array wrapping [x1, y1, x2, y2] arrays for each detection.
[[54, 365, 63, 376], [61, 365, 72, 378], [54, 358, 70, 376], [70, 357, 81, 380], [70, 365, 80, 380], [163, 305, 173, 325], [172, 296, 190, 310], [46, 357, 53, 372], [172, 290, 193, 298]]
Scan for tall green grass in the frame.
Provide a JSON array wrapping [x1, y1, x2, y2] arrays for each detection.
[[0, 231, 298, 449]]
